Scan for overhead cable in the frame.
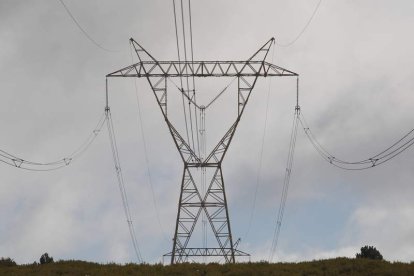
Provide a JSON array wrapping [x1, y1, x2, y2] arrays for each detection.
[[299, 111, 414, 170], [204, 77, 238, 109], [168, 76, 236, 111], [188, 0, 201, 158], [0, 112, 106, 171], [172, 0, 192, 148], [180, 0, 197, 154], [275, 0, 322, 47], [58, 0, 120, 53], [105, 108, 143, 263], [244, 45, 276, 238], [167, 78, 201, 109], [199, 107, 207, 259], [269, 107, 300, 262], [128, 46, 170, 242]]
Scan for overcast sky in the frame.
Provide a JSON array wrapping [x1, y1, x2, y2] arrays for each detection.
[[1, 0, 414, 264]]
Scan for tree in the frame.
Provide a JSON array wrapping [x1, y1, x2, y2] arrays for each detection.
[[0, 257, 17, 267], [356, 245, 383, 260], [40, 253, 54, 264]]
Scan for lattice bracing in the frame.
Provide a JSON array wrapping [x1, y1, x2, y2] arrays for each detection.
[[107, 60, 297, 78], [170, 166, 236, 264], [107, 37, 298, 264], [163, 248, 249, 264]]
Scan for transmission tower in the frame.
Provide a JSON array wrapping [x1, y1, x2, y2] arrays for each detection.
[[107, 37, 297, 264]]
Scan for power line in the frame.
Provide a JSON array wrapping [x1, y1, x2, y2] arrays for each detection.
[[0, 112, 106, 171], [128, 45, 170, 242], [180, 0, 197, 155], [199, 106, 207, 259], [172, 0, 192, 148], [57, 0, 120, 53], [105, 108, 143, 263], [204, 77, 238, 110], [299, 111, 414, 170], [269, 107, 300, 262], [108, 35, 296, 263], [244, 45, 276, 238], [188, 0, 201, 158], [275, 0, 322, 47], [167, 77, 201, 108]]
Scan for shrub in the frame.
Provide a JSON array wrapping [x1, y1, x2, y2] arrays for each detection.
[[356, 245, 383, 260], [0, 257, 17, 267], [40, 253, 54, 264]]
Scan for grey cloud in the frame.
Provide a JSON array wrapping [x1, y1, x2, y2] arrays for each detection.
[[1, 0, 414, 264]]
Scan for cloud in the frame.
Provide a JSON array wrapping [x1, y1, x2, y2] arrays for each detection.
[[1, 0, 414, 265], [342, 202, 414, 262]]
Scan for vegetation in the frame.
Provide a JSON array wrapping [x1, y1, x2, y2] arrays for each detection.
[[356, 245, 383, 260], [0, 258, 414, 275], [40, 253, 54, 265], [0, 257, 17, 267]]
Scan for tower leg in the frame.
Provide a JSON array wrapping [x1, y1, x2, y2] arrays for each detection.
[[170, 164, 235, 264]]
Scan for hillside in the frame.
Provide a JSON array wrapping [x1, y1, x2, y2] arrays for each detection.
[[1, 258, 414, 275]]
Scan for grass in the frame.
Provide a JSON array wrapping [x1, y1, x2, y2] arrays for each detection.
[[1, 258, 414, 275]]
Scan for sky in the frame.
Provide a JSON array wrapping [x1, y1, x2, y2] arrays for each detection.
[[1, 0, 414, 264]]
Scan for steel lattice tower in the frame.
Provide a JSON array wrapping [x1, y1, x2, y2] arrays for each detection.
[[107, 37, 298, 264]]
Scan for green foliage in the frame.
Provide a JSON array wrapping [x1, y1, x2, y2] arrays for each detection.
[[1, 258, 414, 275], [356, 245, 383, 260], [0, 257, 17, 267], [39, 253, 54, 265]]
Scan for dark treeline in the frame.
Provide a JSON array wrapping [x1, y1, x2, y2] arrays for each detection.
[[1, 258, 414, 276]]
